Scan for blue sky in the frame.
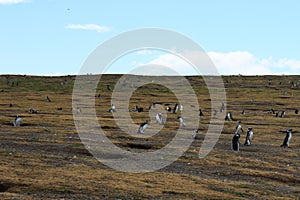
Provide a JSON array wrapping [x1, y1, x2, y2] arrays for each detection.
[[0, 0, 300, 75]]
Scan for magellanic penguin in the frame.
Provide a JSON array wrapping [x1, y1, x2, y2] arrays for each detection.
[[155, 113, 164, 125], [244, 127, 253, 146], [232, 133, 240, 151], [13, 115, 21, 127], [138, 120, 149, 134], [281, 129, 292, 148]]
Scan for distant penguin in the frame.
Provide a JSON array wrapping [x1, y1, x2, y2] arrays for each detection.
[[225, 112, 233, 121], [268, 109, 275, 114], [155, 113, 164, 125], [46, 96, 52, 102], [242, 110, 245, 115], [177, 116, 186, 127], [244, 127, 253, 146], [234, 121, 243, 134], [295, 109, 299, 114], [199, 109, 204, 116], [280, 111, 285, 118], [166, 106, 172, 112], [192, 129, 199, 139], [138, 120, 149, 134], [281, 129, 292, 148], [179, 104, 183, 113], [109, 104, 116, 112], [29, 108, 38, 114], [275, 112, 279, 118], [232, 133, 240, 151], [13, 115, 21, 127], [173, 103, 178, 114], [220, 102, 225, 113]]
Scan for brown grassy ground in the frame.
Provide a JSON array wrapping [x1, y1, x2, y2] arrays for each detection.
[[0, 74, 299, 199]]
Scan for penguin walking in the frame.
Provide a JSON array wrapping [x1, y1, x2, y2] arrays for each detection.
[[155, 113, 164, 125], [281, 129, 292, 148], [13, 115, 21, 127], [177, 116, 186, 127], [232, 133, 240, 151], [138, 120, 149, 134], [244, 127, 253, 146]]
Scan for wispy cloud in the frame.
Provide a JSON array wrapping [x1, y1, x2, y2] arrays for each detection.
[[66, 24, 111, 33], [146, 51, 300, 75], [0, 0, 28, 4]]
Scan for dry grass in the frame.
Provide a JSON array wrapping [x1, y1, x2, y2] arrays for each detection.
[[0, 74, 299, 199]]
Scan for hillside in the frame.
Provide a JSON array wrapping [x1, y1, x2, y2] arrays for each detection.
[[0, 74, 299, 199]]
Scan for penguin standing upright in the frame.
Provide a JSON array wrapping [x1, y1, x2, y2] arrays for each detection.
[[155, 113, 164, 125], [13, 115, 21, 127], [232, 133, 240, 151], [244, 127, 253, 146], [173, 103, 178, 114], [234, 121, 243, 134], [281, 129, 292, 148]]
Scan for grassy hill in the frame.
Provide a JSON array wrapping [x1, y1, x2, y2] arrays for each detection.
[[0, 74, 299, 199]]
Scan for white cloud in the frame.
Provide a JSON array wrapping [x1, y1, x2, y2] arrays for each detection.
[[0, 0, 28, 4], [145, 51, 300, 75], [66, 24, 111, 33]]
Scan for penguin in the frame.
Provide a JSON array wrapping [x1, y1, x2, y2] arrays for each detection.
[[29, 108, 38, 114], [13, 115, 21, 127], [166, 106, 172, 112], [275, 112, 279, 118], [225, 112, 233, 121], [242, 110, 245, 115], [281, 129, 292, 148], [138, 120, 149, 134], [192, 129, 199, 139], [179, 104, 183, 113], [232, 133, 240, 151], [46, 96, 52, 102], [177, 116, 186, 127], [244, 127, 253, 146], [295, 109, 299, 114], [173, 103, 178, 114], [268, 109, 275, 114], [220, 102, 225, 113], [234, 121, 244, 134], [280, 111, 285, 118], [109, 104, 116, 112], [199, 109, 204, 117], [155, 113, 164, 125]]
